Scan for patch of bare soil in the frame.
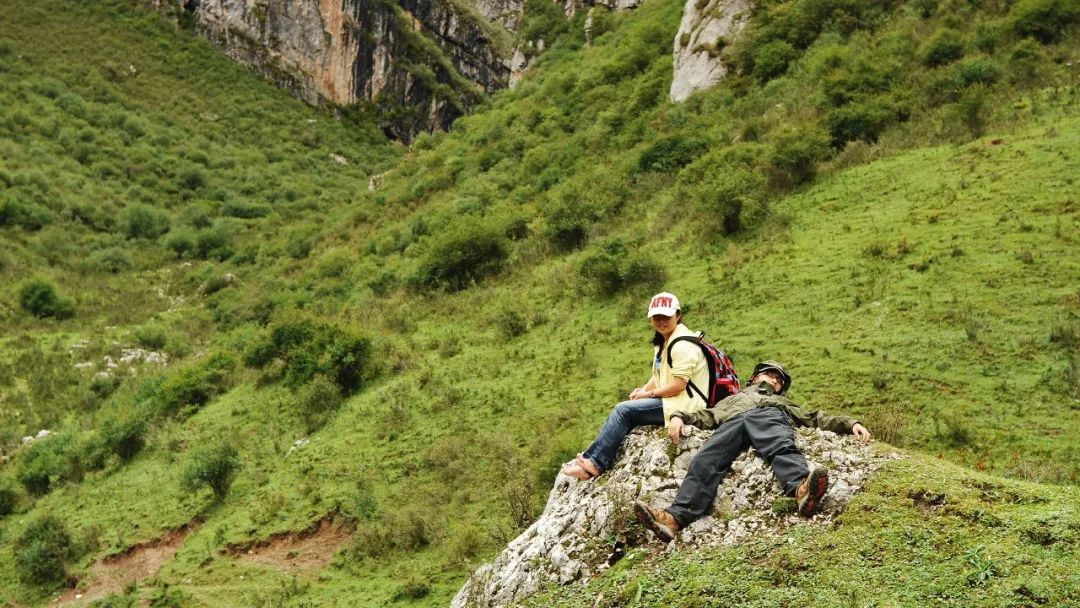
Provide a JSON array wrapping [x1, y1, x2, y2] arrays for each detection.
[[56, 524, 197, 606], [228, 517, 352, 572]]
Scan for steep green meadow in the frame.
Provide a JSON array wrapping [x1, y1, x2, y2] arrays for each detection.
[[0, 0, 1078, 606]]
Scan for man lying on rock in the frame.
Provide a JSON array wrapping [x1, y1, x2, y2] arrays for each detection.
[[634, 360, 872, 543]]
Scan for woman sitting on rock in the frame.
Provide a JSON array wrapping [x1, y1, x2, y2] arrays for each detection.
[[561, 292, 722, 480]]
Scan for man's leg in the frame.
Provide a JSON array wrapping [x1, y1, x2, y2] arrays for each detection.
[[743, 407, 809, 496], [665, 415, 750, 528], [580, 398, 664, 474]]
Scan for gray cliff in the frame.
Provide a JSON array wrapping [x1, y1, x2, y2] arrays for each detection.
[[151, 0, 517, 141]]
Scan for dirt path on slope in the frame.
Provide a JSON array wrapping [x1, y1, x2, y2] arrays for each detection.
[[228, 517, 353, 572], [56, 524, 197, 606]]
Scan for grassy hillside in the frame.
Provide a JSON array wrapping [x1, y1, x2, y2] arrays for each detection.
[[0, 0, 1078, 606]]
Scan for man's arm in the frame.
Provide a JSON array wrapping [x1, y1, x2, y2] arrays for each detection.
[[784, 402, 871, 441]]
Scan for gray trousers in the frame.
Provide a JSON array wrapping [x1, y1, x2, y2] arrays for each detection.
[[667, 407, 809, 528]]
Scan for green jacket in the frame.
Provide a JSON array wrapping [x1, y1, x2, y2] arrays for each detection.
[[670, 381, 859, 434]]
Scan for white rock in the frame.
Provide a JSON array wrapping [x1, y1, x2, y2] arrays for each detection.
[[670, 0, 752, 102], [453, 426, 898, 608]]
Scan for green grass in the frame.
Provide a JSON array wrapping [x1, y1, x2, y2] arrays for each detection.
[[0, 0, 1078, 605]]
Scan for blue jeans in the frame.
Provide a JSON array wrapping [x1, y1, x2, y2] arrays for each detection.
[[582, 398, 664, 474]]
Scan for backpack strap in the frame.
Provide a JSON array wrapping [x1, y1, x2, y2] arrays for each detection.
[[666, 335, 716, 404]]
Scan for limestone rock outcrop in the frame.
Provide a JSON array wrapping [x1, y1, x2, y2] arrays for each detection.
[[150, 0, 516, 141], [452, 425, 899, 608], [670, 0, 751, 102]]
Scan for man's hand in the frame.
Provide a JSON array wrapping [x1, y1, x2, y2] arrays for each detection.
[[667, 417, 684, 444], [629, 387, 652, 400], [852, 423, 871, 443]]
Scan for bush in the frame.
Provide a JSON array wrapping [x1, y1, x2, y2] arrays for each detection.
[[86, 248, 134, 273], [690, 163, 767, 235], [578, 239, 666, 297], [393, 576, 432, 601], [297, 375, 343, 432], [826, 99, 901, 146], [245, 316, 375, 394], [221, 201, 271, 219], [413, 223, 508, 291], [949, 59, 1000, 88], [1010, 0, 1080, 43], [494, 309, 528, 339], [18, 278, 75, 319], [766, 126, 831, 188], [636, 136, 709, 173], [15, 515, 74, 586], [921, 29, 965, 66], [154, 353, 236, 418], [0, 477, 17, 517], [135, 324, 168, 350], [121, 204, 171, 240], [0, 195, 53, 229], [543, 194, 598, 251], [753, 40, 798, 82], [100, 416, 147, 461], [17, 435, 77, 495], [181, 441, 240, 500]]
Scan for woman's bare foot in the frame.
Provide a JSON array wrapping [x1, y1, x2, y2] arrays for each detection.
[[575, 454, 601, 477], [561, 463, 593, 480], [561, 454, 600, 480]]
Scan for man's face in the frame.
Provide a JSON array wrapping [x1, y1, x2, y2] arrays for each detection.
[[752, 370, 784, 393]]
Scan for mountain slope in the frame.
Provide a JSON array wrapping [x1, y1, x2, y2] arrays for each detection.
[[0, 0, 1077, 606]]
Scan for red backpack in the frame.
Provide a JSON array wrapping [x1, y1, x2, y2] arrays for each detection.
[[666, 334, 740, 406]]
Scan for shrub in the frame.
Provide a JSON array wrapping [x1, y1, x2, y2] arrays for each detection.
[[121, 204, 171, 240], [154, 352, 236, 418], [690, 163, 767, 235], [0, 195, 53, 229], [543, 194, 598, 251], [100, 416, 147, 461], [86, 248, 134, 273], [18, 279, 75, 319], [245, 316, 375, 394], [413, 223, 508, 291], [15, 515, 74, 586], [393, 576, 432, 600], [297, 375, 343, 432], [0, 477, 17, 517], [578, 239, 666, 297], [135, 324, 168, 350], [766, 126, 831, 188], [494, 309, 528, 339], [1009, 0, 1080, 43], [921, 29, 965, 66], [181, 441, 240, 500], [826, 99, 901, 146], [753, 40, 798, 82], [636, 136, 709, 173], [164, 228, 197, 258], [177, 167, 208, 191], [221, 201, 271, 219], [949, 59, 1000, 88]]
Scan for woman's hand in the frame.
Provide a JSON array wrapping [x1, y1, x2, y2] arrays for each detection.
[[629, 387, 650, 400], [667, 417, 684, 444]]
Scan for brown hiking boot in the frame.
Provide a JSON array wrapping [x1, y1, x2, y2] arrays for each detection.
[[634, 501, 680, 543], [796, 467, 829, 517]]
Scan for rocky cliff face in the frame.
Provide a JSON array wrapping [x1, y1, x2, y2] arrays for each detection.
[[151, 0, 515, 141], [453, 426, 898, 608], [670, 0, 751, 102]]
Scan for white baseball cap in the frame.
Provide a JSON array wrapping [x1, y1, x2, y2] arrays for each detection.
[[647, 292, 680, 318]]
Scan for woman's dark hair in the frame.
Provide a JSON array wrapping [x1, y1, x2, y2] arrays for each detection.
[[650, 310, 683, 347]]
